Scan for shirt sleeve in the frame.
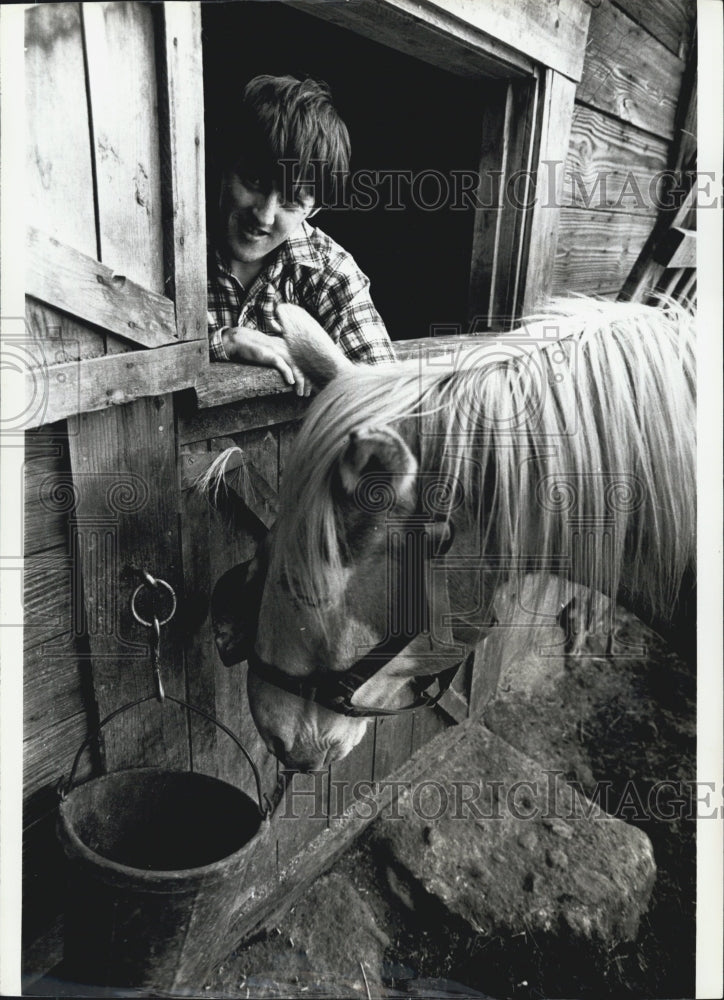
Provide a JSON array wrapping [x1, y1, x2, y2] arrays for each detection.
[[313, 252, 396, 365], [207, 314, 230, 361]]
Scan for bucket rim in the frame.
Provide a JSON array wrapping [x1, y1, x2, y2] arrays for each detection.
[[57, 767, 268, 884]]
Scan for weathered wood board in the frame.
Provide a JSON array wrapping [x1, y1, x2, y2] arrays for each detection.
[[552, 208, 654, 296], [562, 105, 668, 213], [82, 1, 165, 293], [576, 0, 685, 140]]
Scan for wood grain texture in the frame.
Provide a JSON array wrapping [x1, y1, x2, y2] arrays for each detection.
[[22, 339, 206, 429], [82, 1, 165, 292], [179, 393, 309, 444], [24, 2, 96, 257], [372, 714, 415, 781], [577, 0, 685, 140], [23, 548, 74, 652], [467, 80, 510, 327], [552, 207, 654, 296], [180, 429, 278, 814], [410, 704, 450, 753], [521, 70, 578, 314], [613, 0, 694, 58], [562, 104, 668, 213], [286, 0, 534, 81], [23, 434, 73, 557], [23, 639, 89, 743], [193, 363, 295, 409], [25, 299, 106, 372], [327, 728, 376, 830], [23, 712, 94, 804], [27, 227, 177, 349], [425, 0, 591, 81], [67, 398, 190, 771], [157, 1, 207, 340]]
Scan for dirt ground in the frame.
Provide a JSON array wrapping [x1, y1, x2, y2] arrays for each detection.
[[208, 607, 696, 1000]]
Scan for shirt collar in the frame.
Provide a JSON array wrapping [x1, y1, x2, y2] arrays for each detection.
[[211, 220, 323, 278]]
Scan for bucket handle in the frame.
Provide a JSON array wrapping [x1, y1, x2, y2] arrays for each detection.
[[59, 693, 272, 817]]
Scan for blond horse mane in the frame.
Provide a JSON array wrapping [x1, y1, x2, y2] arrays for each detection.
[[265, 299, 695, 637]]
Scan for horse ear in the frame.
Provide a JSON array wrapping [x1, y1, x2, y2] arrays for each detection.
[[338, 425, 418, 507], [275, 303, 353, 387]]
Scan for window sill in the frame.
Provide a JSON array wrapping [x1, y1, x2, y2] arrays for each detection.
[[191, 334, 497, 410]]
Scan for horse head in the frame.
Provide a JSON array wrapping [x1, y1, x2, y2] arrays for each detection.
[[211, 301, 696, 772]]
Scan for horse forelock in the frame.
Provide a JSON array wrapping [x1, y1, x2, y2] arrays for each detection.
[[270, 298, 696, 637]]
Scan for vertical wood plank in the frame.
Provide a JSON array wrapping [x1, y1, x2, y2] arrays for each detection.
[[82, 1, 165, 294], [521, 70, 577, 314], [372, 714, 415, 781], [467, 80, 509, 328], [327, 727, 376, 828], [410, 704, 450, 754], [25, 2, 96, 256], [156, 1, 207, 340], [468, 76, 541, 330], [181, 428, 279, 806], [67, 398, 189, 770]]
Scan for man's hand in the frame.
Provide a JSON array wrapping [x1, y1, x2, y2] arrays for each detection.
[[221, 327, 311, 396]]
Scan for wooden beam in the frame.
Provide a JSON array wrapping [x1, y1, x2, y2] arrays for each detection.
[[67, 397, 190, 773], [285, 0, 534, 80], [26, 227, 178, 348], [521, 71, 578, 314], [619, 186, 696, 302], [653, 227, 696, 268], [467, 74, 543, 329], [156, 1, 207, 341], [424, 0, 591, 82], [193, 363, 295, 409], [179, 394, 309, 444], [22, 339, 206, 429]]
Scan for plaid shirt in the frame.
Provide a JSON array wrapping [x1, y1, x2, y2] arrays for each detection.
[[207, 221, 395, 365]]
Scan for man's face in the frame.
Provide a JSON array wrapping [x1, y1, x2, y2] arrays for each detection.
[[219, 168, 317, 265]]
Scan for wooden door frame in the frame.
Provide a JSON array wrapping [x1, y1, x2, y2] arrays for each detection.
[[284, 0, 586, 330]]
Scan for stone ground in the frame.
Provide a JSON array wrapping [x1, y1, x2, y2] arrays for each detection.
[[206, 604, 696, 1000]]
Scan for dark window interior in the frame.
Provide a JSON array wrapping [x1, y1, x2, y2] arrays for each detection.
[[202, 1, 487, 339]]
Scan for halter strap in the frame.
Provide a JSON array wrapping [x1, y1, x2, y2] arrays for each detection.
[[247, 517, 465, 717]]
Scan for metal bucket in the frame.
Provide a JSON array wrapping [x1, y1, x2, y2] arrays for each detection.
[[56, 695, 270, 993]]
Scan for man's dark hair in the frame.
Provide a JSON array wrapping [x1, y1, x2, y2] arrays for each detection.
[[222, 74, 350, 207]]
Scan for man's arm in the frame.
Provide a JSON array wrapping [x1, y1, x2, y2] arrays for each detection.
[[313, 253, 396, 365], [207, 311, 311, 395]]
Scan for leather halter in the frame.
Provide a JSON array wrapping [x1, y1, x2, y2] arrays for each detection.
[[246, 518, 464, 717]]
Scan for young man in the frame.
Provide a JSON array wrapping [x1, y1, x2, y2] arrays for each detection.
[[208, 74, 395, 395]]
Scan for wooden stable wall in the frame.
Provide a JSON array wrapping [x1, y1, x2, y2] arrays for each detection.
[[21, 0, 696, 985], [552, 0, 695, 297]]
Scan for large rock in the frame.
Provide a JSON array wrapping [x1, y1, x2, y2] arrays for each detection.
[[369, 717, 656, 985], [206, 871, 389, 998]]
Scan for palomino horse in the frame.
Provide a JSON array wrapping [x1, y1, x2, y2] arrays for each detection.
[[206, 299, 695, 771]]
